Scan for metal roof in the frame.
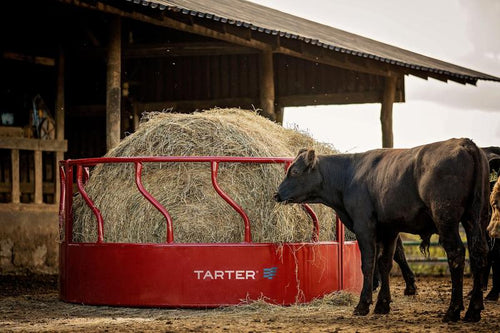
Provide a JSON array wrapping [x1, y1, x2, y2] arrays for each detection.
[[127, 0, 500, 84]]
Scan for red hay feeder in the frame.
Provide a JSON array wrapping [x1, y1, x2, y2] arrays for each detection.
[[58, 156, 362, 307]]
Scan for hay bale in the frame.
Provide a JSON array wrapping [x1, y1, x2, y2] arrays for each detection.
[[72, 108, 338, 243]]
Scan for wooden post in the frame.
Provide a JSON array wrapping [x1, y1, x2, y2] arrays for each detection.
[[34, 150, 43, 204], [259, 50, 276, 121], [132, 102, 140, 132], [11, 149, 20, 204], [275, 105, 284, 125], [55, 47, 65, 205], [56, 47, 65, 142], [380, 76, 397, 148], [106, 16, 122, 151]]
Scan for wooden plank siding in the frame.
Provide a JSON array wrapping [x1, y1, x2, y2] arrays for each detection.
[[126, 53, 404, 113]]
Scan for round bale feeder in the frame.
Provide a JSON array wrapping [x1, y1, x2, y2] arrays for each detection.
[[58, 156, 362, 307]]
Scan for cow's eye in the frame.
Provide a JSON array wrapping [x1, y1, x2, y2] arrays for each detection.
[[290, 168, 299, 177]]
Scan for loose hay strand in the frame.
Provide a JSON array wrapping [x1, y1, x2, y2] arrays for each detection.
[[72, 108, 339, 244]]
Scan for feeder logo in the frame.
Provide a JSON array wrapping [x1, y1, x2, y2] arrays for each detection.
[[193, 267, 279, 280], [263, 267, 278, 280]]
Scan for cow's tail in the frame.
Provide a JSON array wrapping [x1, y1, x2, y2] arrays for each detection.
[[463, 139, 489, 231], [462, 139, 489, 266], [419, 234, 431, 257]]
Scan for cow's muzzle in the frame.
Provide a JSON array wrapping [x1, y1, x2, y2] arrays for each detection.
[[274, 192, 293, 204]]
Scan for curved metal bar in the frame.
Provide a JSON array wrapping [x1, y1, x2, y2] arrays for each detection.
[[76, 165, 104, 243], [58, 166, 66, 241], [64, 161, 74, 243], [301, 204, 319, 242], [135, 162, 174, 243], [211, 161, 252, 243]]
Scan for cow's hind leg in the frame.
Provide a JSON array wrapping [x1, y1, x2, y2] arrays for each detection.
[[437, 223, 465, 322], [374, 232, 398, 314], [393, 235, 417, 296], [462, 219, 489, 322]]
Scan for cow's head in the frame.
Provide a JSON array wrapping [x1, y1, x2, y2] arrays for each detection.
[[487, 178, 500, 238], [274, 149, 322, 204]]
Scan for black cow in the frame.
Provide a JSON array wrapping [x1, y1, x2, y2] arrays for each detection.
[[274, 138, 490, 322], [383, 146, 500, 300]]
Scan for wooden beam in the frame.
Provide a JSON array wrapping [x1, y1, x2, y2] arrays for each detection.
[[106, 16, 122, 151], [125, 42, 258, 58], [277, 91, 384, 107], [0, 138, 68, 152], [10, 149, 20, 204], [34, 150, 43, 204], [55, 47, 65, 206], [56, 47, 65, 141], [380, 76, 398, 148], [0, 182, 58, 195], [3, 51, 55, 66], [259, 50, 276, 120], [275, 46, 392, 78]]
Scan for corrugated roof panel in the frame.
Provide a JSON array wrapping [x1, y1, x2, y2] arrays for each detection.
[[127, 0, 500, 83]]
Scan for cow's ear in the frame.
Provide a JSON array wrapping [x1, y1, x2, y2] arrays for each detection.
[[297, 148, 308, 156], [305, 149, 317, 168]]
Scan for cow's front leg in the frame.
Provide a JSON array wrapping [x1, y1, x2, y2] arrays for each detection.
[[374, 232, 398, 314], [353, 226, 377, 316]]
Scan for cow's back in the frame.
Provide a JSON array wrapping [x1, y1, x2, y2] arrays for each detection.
[[415, 138, 482, 209], [351, 138, 488, 234]]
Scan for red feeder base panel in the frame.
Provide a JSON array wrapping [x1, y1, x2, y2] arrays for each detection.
[[59, 241, 361, 307], [58, 156, 363, 307]]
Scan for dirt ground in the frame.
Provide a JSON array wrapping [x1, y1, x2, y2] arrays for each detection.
[[1, 274, 499, 333]]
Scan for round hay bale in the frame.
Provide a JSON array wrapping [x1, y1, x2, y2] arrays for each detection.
[[72, 108, 338, 244]]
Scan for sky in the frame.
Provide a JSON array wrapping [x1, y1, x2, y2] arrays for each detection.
[[248, 0, 500, 153]]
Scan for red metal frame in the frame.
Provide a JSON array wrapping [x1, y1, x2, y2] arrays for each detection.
[[135, 162, 174, 243], [58, 156, 362, 307]]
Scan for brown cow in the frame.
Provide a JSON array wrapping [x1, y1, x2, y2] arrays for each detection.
[[274, 138, 490, 322], [488, 178, 500, 238]]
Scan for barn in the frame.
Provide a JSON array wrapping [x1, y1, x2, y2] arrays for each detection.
[[1, 0, 499, 275]]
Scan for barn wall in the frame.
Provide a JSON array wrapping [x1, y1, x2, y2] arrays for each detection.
[[0, 205, 58, 274], [126, 54, 260, 105]]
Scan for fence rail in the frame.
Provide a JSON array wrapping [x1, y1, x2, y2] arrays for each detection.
[[1, 137, 67, 204]]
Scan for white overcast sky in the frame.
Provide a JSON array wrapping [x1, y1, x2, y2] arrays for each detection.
[[248, 0, 500, 152]]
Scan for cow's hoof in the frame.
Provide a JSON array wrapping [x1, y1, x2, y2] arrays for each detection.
[[404, 284, 417, 296], [353, 304, 370, 316], [442, 309, 461, 323], [485, 290, 499, 302], [463, 309, 481, 322], [374, 300, 391, 314]]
